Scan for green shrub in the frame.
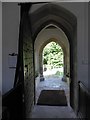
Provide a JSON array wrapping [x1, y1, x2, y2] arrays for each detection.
[[55, 71, 63, 76], [55, 71, 60, 76]]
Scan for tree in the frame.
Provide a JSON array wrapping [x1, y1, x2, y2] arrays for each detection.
[[43, 42, 63, 68]]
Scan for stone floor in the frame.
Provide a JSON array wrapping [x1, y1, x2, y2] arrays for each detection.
[[36, 76, 69, 103], [31, 75, 77, 118]]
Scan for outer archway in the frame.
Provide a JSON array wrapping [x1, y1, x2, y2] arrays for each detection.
[[40, 39, 68, 81]]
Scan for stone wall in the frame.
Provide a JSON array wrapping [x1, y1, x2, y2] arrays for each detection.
[[23, 14, 34, 118]]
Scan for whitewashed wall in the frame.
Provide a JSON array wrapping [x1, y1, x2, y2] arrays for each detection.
[[2, 3, 20, 94], [59, 2, 88, 88]]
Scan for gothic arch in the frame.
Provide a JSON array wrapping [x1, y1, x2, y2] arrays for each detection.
[[34, 24, 70, 83]]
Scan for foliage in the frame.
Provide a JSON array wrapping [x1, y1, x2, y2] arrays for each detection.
[[43, 42, 63, 68], [55, 71, 61, 76], [55, 71, 63, 76]]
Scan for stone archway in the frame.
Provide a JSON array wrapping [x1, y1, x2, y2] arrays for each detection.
[[34, 24, 70, 83]]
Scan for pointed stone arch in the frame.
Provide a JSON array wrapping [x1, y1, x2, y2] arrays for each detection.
[[34, 24, 70, 83]]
